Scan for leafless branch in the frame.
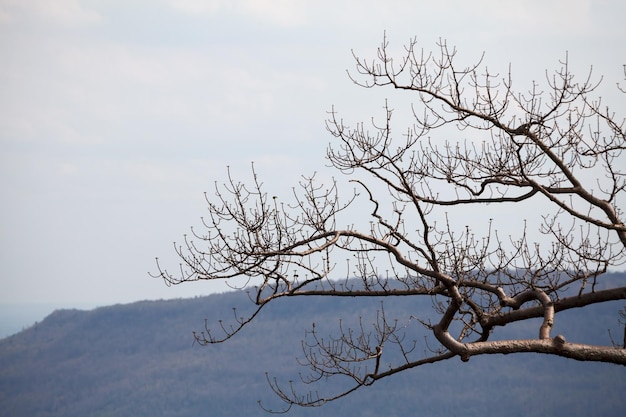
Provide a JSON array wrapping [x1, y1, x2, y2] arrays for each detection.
[[152, 36, 626, 409]]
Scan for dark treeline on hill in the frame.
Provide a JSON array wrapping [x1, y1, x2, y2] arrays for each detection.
[[1, 273, 625, 417]]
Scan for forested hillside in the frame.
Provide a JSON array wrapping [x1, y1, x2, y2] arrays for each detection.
[[1, 274, 625, 417]]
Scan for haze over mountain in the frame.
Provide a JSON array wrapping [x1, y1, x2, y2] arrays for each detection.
[[1, 274, 625, 416]]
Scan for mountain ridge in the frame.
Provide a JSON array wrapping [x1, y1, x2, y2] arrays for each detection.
[[1, 275, 625, 416]]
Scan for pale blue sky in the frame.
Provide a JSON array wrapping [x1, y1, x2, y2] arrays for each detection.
[[1, 0, 625, 313]]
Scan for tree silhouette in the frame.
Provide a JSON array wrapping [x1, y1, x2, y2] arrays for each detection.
[[153, 36, 626, 410]]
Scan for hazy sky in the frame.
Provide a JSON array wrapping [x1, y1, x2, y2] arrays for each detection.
[[1, 0, 625, 310]]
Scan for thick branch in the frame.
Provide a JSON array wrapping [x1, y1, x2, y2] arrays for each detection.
[[486, 286, 626, 328], [464, 337, 626, 365]]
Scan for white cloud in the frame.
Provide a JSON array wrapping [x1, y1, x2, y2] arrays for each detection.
[[0, 0, 102, 26], [58, 162, 79, 176], [167, 0, 223, 15], [474, 0, 592, 34], [167, 0, 309, 26], [239, 0, 309, 27]]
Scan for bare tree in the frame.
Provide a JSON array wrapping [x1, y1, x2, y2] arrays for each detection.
[[153, 36, 626, 410]]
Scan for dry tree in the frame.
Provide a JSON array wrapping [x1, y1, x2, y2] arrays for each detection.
[[152, 36, 626, 411]]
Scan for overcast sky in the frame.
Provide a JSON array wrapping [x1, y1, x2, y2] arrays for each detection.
[[1, 0, 625, 312]]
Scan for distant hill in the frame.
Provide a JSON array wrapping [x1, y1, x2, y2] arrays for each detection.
[[1, 274, 625, 417]]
